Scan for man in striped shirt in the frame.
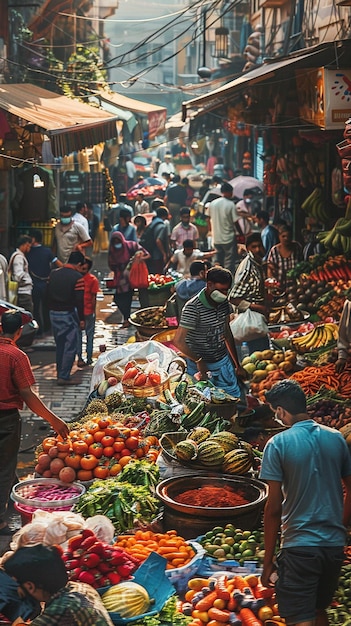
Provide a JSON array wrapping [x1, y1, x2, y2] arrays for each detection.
[[174, 266, 244, 398], [47, 251, 85, 385]]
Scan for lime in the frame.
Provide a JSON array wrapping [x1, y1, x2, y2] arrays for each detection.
[[234, 552, 242, 560], [224, 528, 235, 537], [235, 532, 244, 541], [205, 531, 214, 540], [233, 543, 240, 552], [242, 549, 254, 558], [247, 539, 258, 548], [222, 544, 231, 554], [205, 544, 217, 554], [213, 548, 226, 559], [214, 537, 223, 546], [239, 541, 248, 552], [213, 526, 224, 534], [242, 530, 251, 539]]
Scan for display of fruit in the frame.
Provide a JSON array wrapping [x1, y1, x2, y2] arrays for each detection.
[[35, 417, 160, 482], [241, 349, 297, 380], [327, 563, 351, 625], [250, 370, 288, 401], [301, 187, 331, 224], [317, 215, 351, 253], [268, 303, 305, 325], [121, 361, 164, 389], [61, 529, 138, 589], [166, 432, 254, 474], [200, 525, 265, 564], [290, 322, 338, 353], [280, 277, 331, 316], [101, 581, 150, 617], [148, 273, 174, 288]]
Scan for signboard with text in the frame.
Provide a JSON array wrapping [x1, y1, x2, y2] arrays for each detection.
[[295, 67, 351, 129]]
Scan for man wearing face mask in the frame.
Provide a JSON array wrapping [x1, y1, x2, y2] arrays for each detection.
[[174, 266, 245, 398], [230, 232, 270, 354], [53, 208, 92, 263], [170, 207, 199, 250]]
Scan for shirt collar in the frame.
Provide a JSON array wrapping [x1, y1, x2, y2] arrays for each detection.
[[0, 336, 16, 345]]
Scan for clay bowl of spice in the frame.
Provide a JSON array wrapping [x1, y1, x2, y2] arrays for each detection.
[[156, 475, 268, 539]]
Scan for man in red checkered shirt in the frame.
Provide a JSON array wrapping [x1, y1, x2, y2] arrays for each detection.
[[0, 310, 69, 534]]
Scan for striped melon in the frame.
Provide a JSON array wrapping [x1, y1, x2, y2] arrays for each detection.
[[209, 431, 239, 452], [222, 448, 252, 474], [197, 440, 225, 466], [101, 582, 150, 617], [188, 427, 211, 444], [174, 439, 198, 461]]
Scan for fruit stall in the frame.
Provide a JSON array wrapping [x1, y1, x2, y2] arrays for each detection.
[[2, 255, 351, 626]]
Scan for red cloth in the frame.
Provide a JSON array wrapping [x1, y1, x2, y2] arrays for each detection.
[[83, 272, 99, 315], [0, 337, 35, 409]]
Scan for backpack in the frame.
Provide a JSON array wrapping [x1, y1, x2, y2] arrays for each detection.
[[139, 218, 162, 253]]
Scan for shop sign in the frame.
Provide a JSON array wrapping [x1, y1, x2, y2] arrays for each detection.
[[296, 68, 351, 130], [148, 110, 166, 139]]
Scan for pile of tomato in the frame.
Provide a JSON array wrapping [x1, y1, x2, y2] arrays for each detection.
[[121, 362, 162, 388], [148, 274, 174, 288], [35, 416, 160, 483]]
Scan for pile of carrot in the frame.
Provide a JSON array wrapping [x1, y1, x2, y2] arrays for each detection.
[[114, 529, 196, 569], [290, 362, 351, 397]]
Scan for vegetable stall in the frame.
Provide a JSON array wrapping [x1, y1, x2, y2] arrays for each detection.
[[2, 254, 351, 626]]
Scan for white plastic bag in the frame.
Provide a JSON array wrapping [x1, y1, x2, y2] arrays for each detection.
[[230, 308, 268, 343]]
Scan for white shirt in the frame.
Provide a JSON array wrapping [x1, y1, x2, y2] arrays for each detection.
[[134, 199, 149, 214], [126, 160, 136, 178], [72, 212, 89, 233], [158, 161, 175, 176], [208, 196, 239, 245], [171, 249, 204, 277]]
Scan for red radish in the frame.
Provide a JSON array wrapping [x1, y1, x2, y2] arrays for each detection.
[[59, 466, 76, 483], [107, 376, 118, 386], [50, 457, 65, 474]]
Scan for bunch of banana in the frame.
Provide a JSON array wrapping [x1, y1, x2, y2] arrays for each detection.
[[317, 217, 351, 253], [301, 188, 331, 223], [291, 323, 338, 353]]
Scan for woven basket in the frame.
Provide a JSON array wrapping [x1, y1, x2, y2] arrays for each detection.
[[122, 371, 170, 397]]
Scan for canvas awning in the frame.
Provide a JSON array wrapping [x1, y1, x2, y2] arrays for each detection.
[[89, 94, 137, 134], [182, 39, 351, 121], [96, 91, 167, 139], [0, 83, 119, 157]]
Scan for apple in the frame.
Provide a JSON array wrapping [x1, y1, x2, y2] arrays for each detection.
[[107, 376, 118, 386]]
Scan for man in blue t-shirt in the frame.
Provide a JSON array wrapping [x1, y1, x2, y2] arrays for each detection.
[[260, 379, 351, 626]]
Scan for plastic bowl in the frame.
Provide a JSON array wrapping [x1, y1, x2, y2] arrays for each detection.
[[11, 478, 85, 509]]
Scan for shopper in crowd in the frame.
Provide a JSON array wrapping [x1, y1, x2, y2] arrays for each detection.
[[230, 232, 270, 353], [267, 224, 303, 292], [0, 251, 8, 300], [255, 210, 279, 261], [53, 207, 92, 263], [207, 181, 238, 274], [134, 192, 149, 215], [47, 250, 85, 385], [198, 178, 211, 201], [165, 175, 187, 228], [167, 239, 214, 277], [175, 260, 207, 315], [87, 203, 100, 242], [141, 206, 170, 275], [134, 215, 147, 243], [201, 175, 223, 206], [104, 194, 134, 233], [174, 266, 245, 398], [111, 207, 137, 242], [125, 156, 136, 189], [72, 201, 89, 233], [4, 544, 114, 625], [260, 379, 351, 626], [157, 153, 175, 177], [76, 257, 99, 367], [170, 207, 199, 250], [0, 310, 69, 534], [182, 177, 194, 207], [108, 231, 150, 327], [335, 298, 351, 373], [27, 229, 61, 336], [8, 235, 33, 312]]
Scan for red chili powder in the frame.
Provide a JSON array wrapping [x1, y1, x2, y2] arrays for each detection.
[[175, 485, 250, 507]]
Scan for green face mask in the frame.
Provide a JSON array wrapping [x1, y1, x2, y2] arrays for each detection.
[[60, 217, 71, 225], [210, 289, 228, 303]]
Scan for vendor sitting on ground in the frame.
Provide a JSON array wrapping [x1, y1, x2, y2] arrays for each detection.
[[166, 239, 214, 277], [174, 266, 246, 399], [3, 544, 114, 626]]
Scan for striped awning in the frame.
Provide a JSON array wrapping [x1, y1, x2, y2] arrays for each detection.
[[0, 83, 119, 157]]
